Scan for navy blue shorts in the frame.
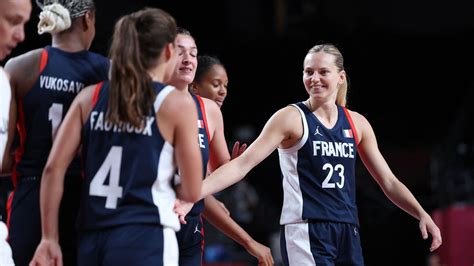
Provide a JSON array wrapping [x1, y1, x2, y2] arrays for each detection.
[[8, 175, 81, 266], [281, 221, 364, 266], [176, 214, 204, 266], [78, 224, 178, 266]]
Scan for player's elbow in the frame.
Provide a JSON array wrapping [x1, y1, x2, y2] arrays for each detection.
[[183, 184, 202, 203], [41, 164, 56, 185], [178, 179, 202, 203], [182, 191, 201, 203], [41, 162, 65, 185]]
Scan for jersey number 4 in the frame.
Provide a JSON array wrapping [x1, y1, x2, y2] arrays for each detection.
[[322, 163, 345, 189], [89, 146, 124, 209]]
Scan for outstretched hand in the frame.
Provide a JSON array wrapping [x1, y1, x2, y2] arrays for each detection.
[[246, 239, 274, 266], [173, 199, 194, 224], [29, 239, 63, 266], [231, 141, 247, 160], [419, 215, 442, 252]]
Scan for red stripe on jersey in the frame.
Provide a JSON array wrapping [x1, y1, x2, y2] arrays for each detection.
[[91, 81, 104, 108], [39, 48, 48, 73], [200, 215, 205, 265], [8, 99, 28, 235], [12, 99, 27, 188], [195, 95, 211, 140], [6, 191, 14, 233], [342, 107, 359, 146]]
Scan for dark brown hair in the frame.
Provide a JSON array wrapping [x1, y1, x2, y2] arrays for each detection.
[[107, 7, 177, 127]]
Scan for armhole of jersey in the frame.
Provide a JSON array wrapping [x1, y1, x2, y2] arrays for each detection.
[[153, 85, 175, 112], [39, 48, 48, 73], [342, 107, 360, 146], [195, 95, 211, 140], [91, 81, 104, 108], [278, 104, 309, 153]]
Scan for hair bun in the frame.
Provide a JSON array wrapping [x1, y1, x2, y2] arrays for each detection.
[[37, 3, 71, 35]]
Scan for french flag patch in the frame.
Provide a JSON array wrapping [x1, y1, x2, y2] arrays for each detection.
[[197, 120, 204, 129], [343, 129, 353, 138]]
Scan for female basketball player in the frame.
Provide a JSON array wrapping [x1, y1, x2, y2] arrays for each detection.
[[30, 7, 203, 266], [0, 0, 31, 265], [4, 1, 109, 265], [168, 29, 273, 266], [199, 43, 442, 265]]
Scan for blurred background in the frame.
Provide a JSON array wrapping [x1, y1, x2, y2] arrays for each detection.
[[2, 0, 474, 265]]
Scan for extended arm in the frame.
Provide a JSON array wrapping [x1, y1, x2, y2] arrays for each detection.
[[201, 106, 299, 199], [353, 111, 442, 252]]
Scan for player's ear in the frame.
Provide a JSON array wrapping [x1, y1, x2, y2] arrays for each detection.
[[82, 10, 95, 31]]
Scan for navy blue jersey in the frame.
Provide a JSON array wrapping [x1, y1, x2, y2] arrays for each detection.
[[79, 81, 179, 232], [13, 46, 109, 183], [278, 102, 359, 225], [176, 94, 209, 265], [187, 93, 210, 216]]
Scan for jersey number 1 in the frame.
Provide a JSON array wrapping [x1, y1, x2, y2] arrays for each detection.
[[48, 103, 63, 139], [89, 146, 124, 209]]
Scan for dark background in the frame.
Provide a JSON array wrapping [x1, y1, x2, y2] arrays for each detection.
[[4, 0, 474, 265]]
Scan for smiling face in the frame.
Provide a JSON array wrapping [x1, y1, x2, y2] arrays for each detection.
[[192, 63, 228, 107], [168, 33, 198, 90], [303, 51, 345, 104], [0, 0, 32, 60]]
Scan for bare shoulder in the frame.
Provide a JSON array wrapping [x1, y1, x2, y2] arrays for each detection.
[[345, 109, 368, 123], [201, 97, 221, 119], [345, 108, 373, 142], [4, 48, 43, 74], [271, 105, 302, 126], [4, 48, 44, 92], [161, 88, 195, 113], [266, 105, 303, 142], [74, 84, 97, 117], [201, 97, 220, 113], [77, 84, 97, 102]]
